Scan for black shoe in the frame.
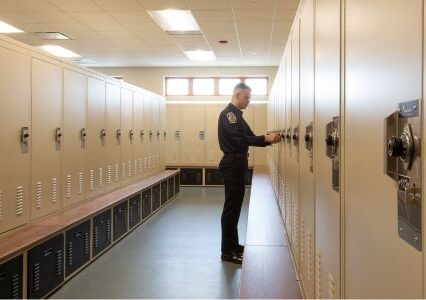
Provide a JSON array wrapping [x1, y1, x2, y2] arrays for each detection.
[[234, 244, 244, 257], [221, 252, 243, 265]]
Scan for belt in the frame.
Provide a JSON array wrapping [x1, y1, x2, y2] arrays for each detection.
[[224, 153, 249, 158]]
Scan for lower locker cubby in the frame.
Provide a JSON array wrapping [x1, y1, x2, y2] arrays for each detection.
[[113, 202, 128, 242], [129, 194, 142, 230], [152, 184, 161, 212], [161, 180, 168, 205], [142, 189, 152, 220], [92, 210, 112, 257], [28, 234, 64, 299], [65, 221, 90, 277], [168, 177, 175, 200], [205, 169, 224, 185], [180, 168, 203, 185], [174, 174, 180, 194], [0, 255, 23, 299]]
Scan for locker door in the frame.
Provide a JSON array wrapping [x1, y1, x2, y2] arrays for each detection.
[[62, 69, 86, 208], [120, 87, 134, 186], [299, 0, 315, 297], [314, 0, 341, 297], [205, 104, 224, 166], [159, 97, 166, 171], [31, 58, 62, 220], [345, 0, 423, 297], [179, 105, 205, 165], [253, 104, 267, 167], [285, 47, 293, 236], [165, 104, 180, 166], [86, 76, 106, 199], [291, 19, 301, 271], [0, 46, 30, 233], [151, 98, 160, 173], [133, 92, 144, 181], [244, 106, 255, 166], [143, 96, 152, 177], [105, 82, 121, 192]]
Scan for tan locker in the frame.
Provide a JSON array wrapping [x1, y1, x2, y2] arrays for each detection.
[[0, 45, 31, 233], [159, 97, 166, 171], [179, 105, 205, 165], [86, 76, 106, 199], [151, 97, 160, 173], [31, 58, 62, 220], [205, 104, 224, 166], [253, 104, 267, 166], [285, 47, 292, 236], [299, 0, 315, 297], [142, 95, 152, 177], [105, 82, 121, 192], [314, 0, 341, 297], [344, 0, 423, 297], [62, 68, 86, 208], [291, 19, 301, 271], [120, 87, 134, 186], [165, 104, 180, 166], [244, 106, 255, 166], [133, 92, 144, 181]]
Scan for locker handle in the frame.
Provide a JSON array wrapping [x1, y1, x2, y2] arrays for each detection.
[[80, 128, 87, 143], [21, 127, 30, 145], [163, 131, 167, 137], [100, 129, 106, 140], [55, 127, 62, 143], [129, 129, 134, 139], [149, 130, 153, 137], [116, 129, 122, 139], [0, 273, 6, 281], [140, 130, 145, 137], [43, 248, 54, 256], [157, 130, 160, 137]]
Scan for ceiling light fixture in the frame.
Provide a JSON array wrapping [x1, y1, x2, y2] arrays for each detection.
[[36, 32, 72, 40], [0, 21, 23, 33], [184, 50, 216, 61], [147, 10, 201, 35], [39, 45, 81, 58]]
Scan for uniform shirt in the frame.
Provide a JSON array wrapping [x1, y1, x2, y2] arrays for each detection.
[[218, 103, 269, 154]]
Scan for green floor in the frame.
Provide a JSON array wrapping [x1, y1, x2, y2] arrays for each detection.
[[50, 187, 250, 299]]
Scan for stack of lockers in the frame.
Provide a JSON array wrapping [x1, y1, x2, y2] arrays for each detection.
[[268, 0, 425, 298], [0, 34, 167, 235]]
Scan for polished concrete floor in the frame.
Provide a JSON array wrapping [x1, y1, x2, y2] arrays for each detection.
[[51, 187, 250, 299]]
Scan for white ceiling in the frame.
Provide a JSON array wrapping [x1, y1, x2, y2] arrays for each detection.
[[0, 0, 299, 67]]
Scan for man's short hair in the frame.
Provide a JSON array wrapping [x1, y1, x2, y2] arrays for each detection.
[[233, 82, 252, 93]]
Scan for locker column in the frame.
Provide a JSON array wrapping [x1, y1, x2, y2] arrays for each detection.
[[165, 104, 180, 166], [133, 92, 144, 181], [120, 87, 134, 186]]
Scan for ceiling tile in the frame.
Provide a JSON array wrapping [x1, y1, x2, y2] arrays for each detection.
[[236, 21, 272, 31], [108, 11, 151, 22], [99, 31, 136, 39], [0, 13, 43, 24], [66, 31, 105, 40], [49, 0, 102, 11], [121, 21, 160, 32], [94, 0, 144, 11], [193, 10, 233, 22], [277, 0, 300, 10], [0, 2, 19, 13], [234, 10, 274, 21], [273, 21, 292, 31], [271, 30, 289, 45], [173, 35, 209, 50], [86, 22, 126, 31], [185, 0, 231, 10], [232, 0, 276, 10], [12, 23, 50, 32], [142, 38, 175, 46], [137, 0, 186, 10], [43, 22, 92, 32], [132, 29, 170, 39], [198, 22, 235, 31], [203, 30, 237, 41], [238, 29, 271, 39], [2, 0, 59, 12], [69, 11, 115, 22], [275, 9, 296, 21], [28, 12, 76, 23]]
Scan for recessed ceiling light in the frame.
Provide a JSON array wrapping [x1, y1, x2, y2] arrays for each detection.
[[147, 10, 201, 34], [36, 32, 72, 40], [184, 50, 216, 61], [39, 45, 81, 58], [0, 21, 23, 33]]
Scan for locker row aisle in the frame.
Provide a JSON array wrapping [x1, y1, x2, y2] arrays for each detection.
[[0, 34, 167, 235], [268, 0, 424, 298]]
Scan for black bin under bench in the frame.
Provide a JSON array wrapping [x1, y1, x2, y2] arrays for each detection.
[[152, 184, 161, 212], [205, 168, 224, 185], [180, 168, 203, 185], [174, 174, 180, 194], [65, 220, 90, 277], [167, 177, 175, 200], [113, 201, 128, 241], [129, 193, 142, 230], [161, 180, 168, 205], [142, 189, 152, 220], [0, 255, 23, 299], [28, 234, 64, 299], [92, 210, 111, 257]]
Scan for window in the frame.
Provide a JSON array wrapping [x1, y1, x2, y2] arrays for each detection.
[[166, 78, 189, 95], [245, 78, 268, 96], [218, 78, 242, 95], [193, 78, 215, 95]]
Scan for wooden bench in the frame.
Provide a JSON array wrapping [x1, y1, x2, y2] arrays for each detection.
[[240, 166, 302, 299], [0, 170, 180, 299]]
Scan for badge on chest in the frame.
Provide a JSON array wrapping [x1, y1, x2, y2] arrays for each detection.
[[226, 112, 237, 124]]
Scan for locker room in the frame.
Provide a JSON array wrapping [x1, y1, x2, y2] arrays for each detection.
[[0, 0, 424, 299]]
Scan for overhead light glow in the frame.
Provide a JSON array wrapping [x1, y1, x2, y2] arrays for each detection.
[[0, 21, 23, 33], [37, 32, 71, 40], [147, 10, 200, 33], [184, 50, 216, 61], [39, 45, 81, 58]]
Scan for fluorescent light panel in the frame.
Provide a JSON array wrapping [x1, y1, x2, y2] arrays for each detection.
[[147, 10, 200, 33], [40, 45, 80, 58], [36, 32, 71, 40], [0, 21, 23, 33], [184, 50, 216, 61]]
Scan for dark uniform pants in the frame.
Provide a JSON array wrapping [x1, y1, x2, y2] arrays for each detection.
[[219, 155, 248, 253]]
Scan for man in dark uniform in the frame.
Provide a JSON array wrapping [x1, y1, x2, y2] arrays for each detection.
[[218, 83, 281, 264]]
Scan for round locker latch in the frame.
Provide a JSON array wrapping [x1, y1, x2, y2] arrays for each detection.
[[304, 133, 312, 142], [387, 123, 415, 169], [325, 134, 334, 146], [387, 137, 405, 158], [292, 132, 298, 141]]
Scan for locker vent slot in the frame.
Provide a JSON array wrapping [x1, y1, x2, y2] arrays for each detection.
[[128, 161, 132, 178], [134, 160, 137, 176], [66, 175, 72, 199], [307, 230, 312, 281], [93, 226, 99, 248], [33, 262, 41, 292], [122, 162, 126, 179], [11, 273, 20, 299], [89, 170, 94, 191], [315, 249, 322, 299], [300, 218, 305, 264], [36, 181, 42, 209], [84, 232, 89, 255], [328, 272, 335, 299], [144, 157, 147, 172], [52, 178, 57, 203], [67, 241, 73, 266], [107, 165, 112, 185], [99, 168, 103, 187], [56, 249, 63, 276], [115, 164, 119, 182], [106, 219, 111, 239], [16, 186, 24, 215], [78, 173, 83, 195], [139, 158, 143, 173]]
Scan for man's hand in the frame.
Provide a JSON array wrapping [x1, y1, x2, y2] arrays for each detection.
[[265, 133, 281, 144]]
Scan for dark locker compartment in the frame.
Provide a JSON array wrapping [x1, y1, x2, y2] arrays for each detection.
[[161, 180, 168, 205], [65, 220, 90, 277], [0, 255, 23, 299], [246, 168, 254, 186], [28, 234, 64, 299], [205, 169, 224, 185], [142, 189, 152, 220], [168, 177, 175, 200], [113, 201, 128, 241], [174, 174, 180, 194], [180, 168, 203, 185], [92, 210, 112, 257], [152, 184, 161, 212], [129, 193, 141, 229]]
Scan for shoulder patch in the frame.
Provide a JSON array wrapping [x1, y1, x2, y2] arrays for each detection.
[[226, 112, 237, 124]]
